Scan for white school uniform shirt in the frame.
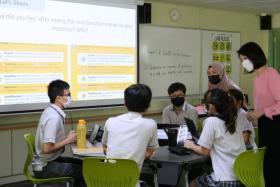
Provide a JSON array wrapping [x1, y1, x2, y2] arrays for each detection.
[[32, 104, 66, 171], [102, 112, 159, 171], [162, 101, 198, 125], [237, 108, 257, 149], [198, 117, 246, 181]]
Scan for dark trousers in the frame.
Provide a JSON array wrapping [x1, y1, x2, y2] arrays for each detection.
[[34, 156, 86, 187], [258, 115, 280, 187]]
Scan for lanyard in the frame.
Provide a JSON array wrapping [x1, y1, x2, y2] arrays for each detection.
[[50, 106, 65, 124]]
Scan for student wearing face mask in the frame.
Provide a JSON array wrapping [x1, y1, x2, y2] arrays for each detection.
[[237, 42, 280, 187], [207, 62, 240, 92], [32, 79, 86, 187], [162, 82, 198, 126]]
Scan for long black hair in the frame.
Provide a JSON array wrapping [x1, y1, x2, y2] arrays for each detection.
[[204, 88, 237, 134]]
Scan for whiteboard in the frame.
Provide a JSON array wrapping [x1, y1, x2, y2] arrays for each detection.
[[139, 25, 201, 98], [201, 31, 241, 92]]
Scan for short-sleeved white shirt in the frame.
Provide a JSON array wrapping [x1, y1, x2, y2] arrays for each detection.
[[32, 104, 66, 171], [162, 102, 198, 125], [198, 117, 246, 181], [237, 108, 257, 149], [102, 112, 159, 171]]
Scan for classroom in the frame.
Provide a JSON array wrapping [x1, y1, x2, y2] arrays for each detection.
[[1, 0, 280, 186]]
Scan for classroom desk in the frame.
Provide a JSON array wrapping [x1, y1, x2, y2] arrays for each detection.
[[71, 141, 105, 157], [149, 146, 209, 187]]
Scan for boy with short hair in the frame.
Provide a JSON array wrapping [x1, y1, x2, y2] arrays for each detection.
[[162, 82, 198, 125], [33, 79, 85, 187], [102, 84, 159, 172]]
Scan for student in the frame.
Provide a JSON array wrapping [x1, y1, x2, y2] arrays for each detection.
[[32, 79, 85, 187], [185, 88, 246, 187], [228, 89, 257, 150], [162, 82, 198, 125], [237, 41, 280, 187], [102, 84, 158, 175], [207, 62, 240, 92]]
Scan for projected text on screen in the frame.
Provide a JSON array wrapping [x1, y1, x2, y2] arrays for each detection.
[[0, 0, 137, 112]]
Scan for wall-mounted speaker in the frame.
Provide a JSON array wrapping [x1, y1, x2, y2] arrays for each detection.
[[260, 15, 272, 30], [137, 3, 151, 24]]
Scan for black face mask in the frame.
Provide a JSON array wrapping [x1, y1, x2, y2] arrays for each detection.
[[171, 97, 185, 107], [208, 75, 221, 84]]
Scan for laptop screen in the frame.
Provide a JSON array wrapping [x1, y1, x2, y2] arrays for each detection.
[[184, 118, 200, 143], [88, 124, 101, 144], [177, 125, 189, 144], [157, 129, 168, 140]]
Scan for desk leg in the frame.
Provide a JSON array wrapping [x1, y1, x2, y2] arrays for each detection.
[[152, 167, 159, 187], [178, 169, 189, 187]]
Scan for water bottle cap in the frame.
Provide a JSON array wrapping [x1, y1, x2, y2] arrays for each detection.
[[78, 119, 86, 125]]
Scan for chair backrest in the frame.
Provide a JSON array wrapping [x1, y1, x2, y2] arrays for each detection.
[[83, 157, 140, 187], [233, 147, 266, 187], [23, 133, 36, 181]]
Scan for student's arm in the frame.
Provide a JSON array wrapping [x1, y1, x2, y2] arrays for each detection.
[[184, 140, 210, 156], [145, 147, 156, 159], [43, 131, 76, 154], [242, 130, 251, 144], [101, 120, 109, 155], [146, 121, 159, 159], [102, 144, 107, 155], [185, 117, 214, 156]]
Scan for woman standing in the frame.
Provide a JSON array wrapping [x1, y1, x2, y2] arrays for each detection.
[[237, 41, 280, 187]]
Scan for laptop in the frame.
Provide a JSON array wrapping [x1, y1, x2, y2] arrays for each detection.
[[88, 124, 103, 144], [168, 125, 191, 155], [157, 123, 180, 146], [184, 118, 200, 143]]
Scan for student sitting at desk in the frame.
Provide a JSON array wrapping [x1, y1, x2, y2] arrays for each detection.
[[32, 79, 86, 187], [162, 82, 198, 126], [102, 84, 159, 178], [185, 88, 246, 187], [228, 89, 257, 150]]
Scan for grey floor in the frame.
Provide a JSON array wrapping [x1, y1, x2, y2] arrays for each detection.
[[0, 181, 67, 187]]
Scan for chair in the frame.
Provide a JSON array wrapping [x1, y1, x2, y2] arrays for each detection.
[[83, 157, 140, 187], [23, 133, 72, 187], [233, 147, 266, 187]]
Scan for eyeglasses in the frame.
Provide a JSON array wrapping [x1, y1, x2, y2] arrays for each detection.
[[60, 93, 71, 97]]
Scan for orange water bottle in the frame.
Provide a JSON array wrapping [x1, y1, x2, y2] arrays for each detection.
[[76, 119, 87, 149]]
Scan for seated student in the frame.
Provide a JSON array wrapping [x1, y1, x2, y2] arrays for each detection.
[[162, 82, 198, 126], [228, 89, 257, 150], [32, 79, 86, 187], [185, 88, 246, 187], [102, 84, 159, 183]]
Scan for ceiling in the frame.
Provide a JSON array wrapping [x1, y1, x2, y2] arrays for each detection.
[[150, 0, 280, 14]]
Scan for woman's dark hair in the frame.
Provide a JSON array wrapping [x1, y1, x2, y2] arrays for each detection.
[[168, 82, 186, 95], [48, 79, 70, 103], [124, 84, 152, 112], [228, 88, 244, 102], [237, 42, 266, 69], [204, 88, 237, 134]]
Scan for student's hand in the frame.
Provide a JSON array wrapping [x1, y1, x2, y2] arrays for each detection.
[[184, 140, 195, 150], [247, 111, 264, 121], [66, 131, 77, 144], [145, 148, 156, 159]]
